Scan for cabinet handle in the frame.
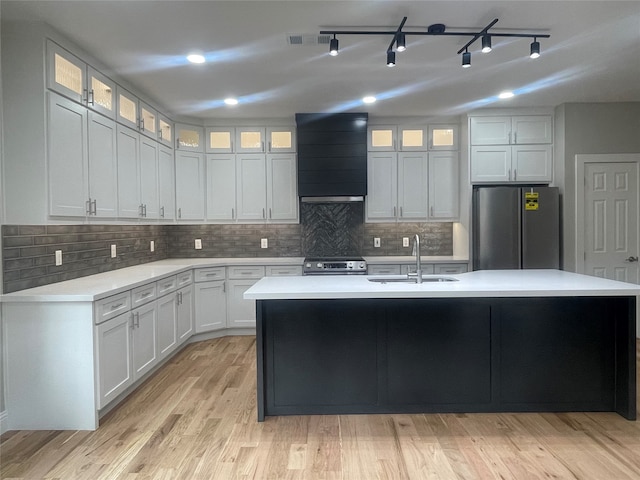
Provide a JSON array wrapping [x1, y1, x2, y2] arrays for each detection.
[[89, 89, 95, 106], [140, 118, 145, 131], [514, 132, 517, 144], [139, 204, 144, 217], [268, 141, 272, 152], [393, 206, 397, 217], [83, 88, 88, 104], [223, 281, 226, 293], [431, 206, 434, 217], [110, 303, 124, 310], [261, 141, 265, 152], [262, 208, 265, 219], [86, 199, 91, 215], [135, 312, 140, 328], [514, 170, 517, 181], [269, 208, 272, 219], [508, 132, 512, 144], [178, 208, 182, 219], [160, 206, 165, 218], [158, 129, 163, 140], [204, 273, 218, 277], [508, 169, 511, 181], [141, 292, 152, 298], [144, 204, 147, 217], [130, 312, 135, 329], [164, 283, 173, 289], [231, 208, 235, 219], [176, 138, 180, 149], [91, 199, 97, 215]]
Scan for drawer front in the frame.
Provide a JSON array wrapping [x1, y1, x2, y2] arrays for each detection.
[[176, 270, 193, 287], [401, 264, 435, 275], [95, 291, 131, 324], [368, 264, 401, 275], [434, 263, 468, 274], [195, 267, 226, 282], [131, 282, 157, 307], [157, 275, 178, 296], [227, 265, 265, 280], [266, 265, 303, 276]]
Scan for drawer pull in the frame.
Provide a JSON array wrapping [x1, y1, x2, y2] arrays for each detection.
[[110, 303, 124, 310], [163, 283, 173, 289], [141, 292, 153, 298], [204, 273, 219, 277]]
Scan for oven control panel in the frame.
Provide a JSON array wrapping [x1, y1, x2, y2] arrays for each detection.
[[303, 258, 367, 275]]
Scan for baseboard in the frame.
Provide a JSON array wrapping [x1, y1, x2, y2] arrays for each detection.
[[0, 409, 8, 435]]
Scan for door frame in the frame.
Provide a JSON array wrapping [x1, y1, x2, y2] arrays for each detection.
[[575, 153, 640, 275]]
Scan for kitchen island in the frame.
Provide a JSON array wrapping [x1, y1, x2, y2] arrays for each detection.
[[245, 270, 639, 421]]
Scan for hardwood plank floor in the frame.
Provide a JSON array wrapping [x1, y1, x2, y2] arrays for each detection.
[[2, 337, 639, 480]]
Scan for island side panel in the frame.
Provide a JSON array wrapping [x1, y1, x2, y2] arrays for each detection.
[[615, 296, 637, 420], [256, 300, 266, 422]]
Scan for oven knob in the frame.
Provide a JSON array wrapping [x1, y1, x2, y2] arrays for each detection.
[[317, 263, 323, 268], [305, 263, 311, 268]]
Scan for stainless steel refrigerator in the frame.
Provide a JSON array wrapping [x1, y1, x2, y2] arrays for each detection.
[[473, 186, 560, 270]]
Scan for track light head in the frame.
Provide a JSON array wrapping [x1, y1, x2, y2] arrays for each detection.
[[396, 33, 406, 52], [530, 39, 540, 59], [387, 50, 396, 67], [462, 51, 471, 68], [329, 36, 339, 56], [481, 35, 492, 53]]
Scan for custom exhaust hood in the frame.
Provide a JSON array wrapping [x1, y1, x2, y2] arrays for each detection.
[[296, 113, 368, 202]]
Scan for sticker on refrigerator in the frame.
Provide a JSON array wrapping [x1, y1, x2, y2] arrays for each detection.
[[525, 192, 539, 211]]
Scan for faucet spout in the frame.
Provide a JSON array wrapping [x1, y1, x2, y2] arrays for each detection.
[[408, 233, 423, 283]]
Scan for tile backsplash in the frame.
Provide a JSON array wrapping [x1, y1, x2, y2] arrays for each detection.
[[2, 217, 453, 293]]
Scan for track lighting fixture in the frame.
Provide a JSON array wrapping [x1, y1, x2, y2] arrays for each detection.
[[530, 38, 540, 59], [321, 16, 549, 67], [481, 35, 492, 53], [387, 50, 396, 67], [462, 50, 471, 68], [329, 35, 339, 56]]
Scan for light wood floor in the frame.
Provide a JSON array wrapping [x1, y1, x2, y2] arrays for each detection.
[[2, 337, 639, 480]]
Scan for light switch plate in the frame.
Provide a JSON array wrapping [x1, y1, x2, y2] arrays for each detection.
[[261, 238, 268, 248], [55, 250, 62, 266], [150, 240, 155, 252], [374, 237, 381, 248], [195, 239, 202, 250], [403, 237, 409, 247], [110, 244, 117, 258]]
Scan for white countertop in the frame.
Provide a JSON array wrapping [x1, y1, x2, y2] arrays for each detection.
[[244, 269, 640, 299], [1, 257, 305, 303]]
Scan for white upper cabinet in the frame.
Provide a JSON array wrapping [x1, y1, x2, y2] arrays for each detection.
[[366, 152, 398, 221], [139, 136, 159, 219], [236, 127, 265, 153], [47, 40, 116, 119], [428, 125, 459, 151], [176, 124, 204, 152], [368, 126, 397, 151], [267, 127, 296, 153], [470, 115, 552, 145], [398, 126, 428, 151], [397, 152, 428, 219], [267, 153, 298, 221], [158, 146, 175, 221], [236, 153, 267, 220], [139, 101, 158, 140], [158, 115, 173, 148], [206, 127, 235, 153], [117, 88, 161, 141], [175, 151, 205, 220], [206, 154, 237, 221], [87, 112, 118, 218], [428, 152, 459, 219], [116, 125, 141, 218]]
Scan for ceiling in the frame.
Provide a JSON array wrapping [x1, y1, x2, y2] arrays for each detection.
[[2, 1, 640, 121]]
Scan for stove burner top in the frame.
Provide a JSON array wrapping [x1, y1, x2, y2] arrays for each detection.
[[303, 257, 367, 275]]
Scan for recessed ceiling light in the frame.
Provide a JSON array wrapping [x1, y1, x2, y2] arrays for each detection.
[[224, 98, 239, 106], [498, 91, 515, 99], [187, 53, 205, 64], [362, 96, 377, 104]]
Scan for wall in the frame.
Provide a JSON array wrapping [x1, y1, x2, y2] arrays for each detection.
[[556, 102, 640, 272], [0, 21, 6, 430]]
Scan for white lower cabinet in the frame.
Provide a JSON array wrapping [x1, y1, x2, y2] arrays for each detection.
[[131, 302, 158, 380], [157, 292, 178, 359], [368, 263, 468, 275], [96, 312, 133, 409], [177, 285, 194, 343], [226, 280, 259, 328], [195, 280, 227, 332]]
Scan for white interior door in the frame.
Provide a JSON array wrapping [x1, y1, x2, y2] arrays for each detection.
[[584, 162, 639, 283]]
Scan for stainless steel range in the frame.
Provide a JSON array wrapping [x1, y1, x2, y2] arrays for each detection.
[[303, 257, 367, 275]]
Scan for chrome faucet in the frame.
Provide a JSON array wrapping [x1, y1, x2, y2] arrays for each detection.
[[407, 234, 423, 283]]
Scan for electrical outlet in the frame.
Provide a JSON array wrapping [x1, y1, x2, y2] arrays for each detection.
[[111, 244, 117, 258], [195, 239, 202, 250], [150, 240, 155, 252], [261, 238, 268, 249], [55, 250, 62, 266], [403, 237, 410, 247], [374, 237, 381, 248]]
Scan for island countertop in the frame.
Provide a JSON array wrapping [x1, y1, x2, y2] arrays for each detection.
[[245, 269, 640, 300]]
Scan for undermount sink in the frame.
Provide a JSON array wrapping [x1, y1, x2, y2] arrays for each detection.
[[368, 276, 459, 284]]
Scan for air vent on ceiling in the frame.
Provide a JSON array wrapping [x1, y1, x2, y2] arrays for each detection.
[[287, 34, 331, 46]]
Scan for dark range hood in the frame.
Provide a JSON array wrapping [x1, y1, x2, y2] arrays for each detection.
[[296, 113, 368, 202]]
